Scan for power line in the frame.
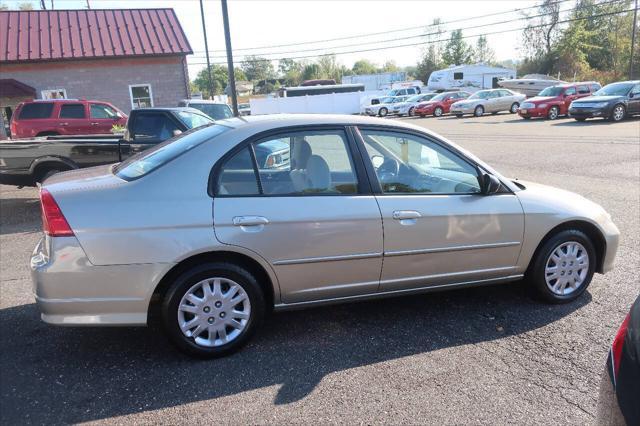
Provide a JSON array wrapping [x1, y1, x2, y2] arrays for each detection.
[[191, 0, 575, 54], [190, 0, 628, 60], [187, 6, 637, 66]]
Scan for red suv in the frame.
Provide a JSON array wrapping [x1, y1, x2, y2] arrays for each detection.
[[414, 91, 471, 117], [518, 82, 601, 120], [10, 99, 127, 139]]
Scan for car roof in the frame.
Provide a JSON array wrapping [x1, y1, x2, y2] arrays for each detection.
[[134, 107, 203, 113], [181, 99, 229, 105]]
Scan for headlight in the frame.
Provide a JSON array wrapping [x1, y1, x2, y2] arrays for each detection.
[[521, 102, 535, 108]]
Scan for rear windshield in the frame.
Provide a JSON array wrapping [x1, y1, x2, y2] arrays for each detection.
[[188, 103, 233, 120], [115, 124, 229, 181], [18, 103, 54, 119]]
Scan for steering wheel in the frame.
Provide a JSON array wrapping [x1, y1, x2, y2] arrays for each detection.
[[377, 158, 400, 182]]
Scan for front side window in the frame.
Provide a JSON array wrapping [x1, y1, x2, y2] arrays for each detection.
[[359, 129, 481, 194], [131, 113, 180, 141], [577, 85, 589, 94], [216, 129, 359, 196], [130, 84, 153, 109], [59, 104, 86, 119], [564, 87, 576, 96], [90, 104, 118, 119]]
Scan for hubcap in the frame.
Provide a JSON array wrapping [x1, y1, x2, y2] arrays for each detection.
[[511, 104, 518, 113], [549, 107, 558, 119], [177, 277, 251, 347], [409, 107, 414, 116], [613, 106, 624, 121], [545, 241, 589, 296], [475, 107, 483, 116], [435, 107, 442, 116]]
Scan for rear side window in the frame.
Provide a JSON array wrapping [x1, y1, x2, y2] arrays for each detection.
[[565, 87, 576, 95], [59, 104, 86, 118], [115, 124, 228, 180], [131, 113, 180, 141], [577, 85, 589, 94], [18, 103, 54, 119], [217, 148, 260, 195], [590, 83, 601, 92]]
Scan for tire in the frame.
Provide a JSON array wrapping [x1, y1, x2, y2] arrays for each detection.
[[526, 229, 596, 304], [474, 105, 484, 117], [574, 118, 587, 122], [455, 114, 463, 118], [433, 106, 443, 117], [609, 104, 625, 122], [161, 262, 265, 358], [510, 102, 519, 114], [418, 114, 425, 118], [408, 107, 415, 117], [36, 131, 60, 137], [491, 112, 499, 115], [547, 106, 559, 120], [523, 116, 532, 120], [378, 107, 388, 117]]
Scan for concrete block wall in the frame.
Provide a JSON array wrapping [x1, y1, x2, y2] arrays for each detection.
[[0, 56, 190, 114]]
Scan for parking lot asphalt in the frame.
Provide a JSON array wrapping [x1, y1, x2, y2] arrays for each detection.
[[1, 113, 638, 425]]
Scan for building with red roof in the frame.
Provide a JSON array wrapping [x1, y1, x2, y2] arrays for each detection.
[[0, 8, 193, 128]]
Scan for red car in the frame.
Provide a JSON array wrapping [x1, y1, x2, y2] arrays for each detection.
[[518, 81, 601, 120], [414, 91, 471, 117], [10, 99, 127, 139]]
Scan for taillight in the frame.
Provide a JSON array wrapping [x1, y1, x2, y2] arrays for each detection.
[[39, 188, 74, 237], [611, 313, 630, 379]]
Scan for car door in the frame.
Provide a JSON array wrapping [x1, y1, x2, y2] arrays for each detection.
[[213, 127, 383, 304], [486, 91, 502, 112], [628, 84, 640, 114], [356, 127, 525, 292], [562, 87, 577, 113], [89, 103, 122, 134], [57, 103, 90, 135]]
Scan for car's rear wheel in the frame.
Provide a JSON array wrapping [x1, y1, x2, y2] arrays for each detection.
[[510, 102, 520, 114], [408, 107, 415, 116], [434, 106, 443, 117], [527, 229, 596, 304], [547, 106, 559, 120], [610, 104, 625, 122], [36, 131, 60, 137], [522, 116, 531, 120], [455, 114, 463, 118], [379, 107, 388, 117], [418, 114, 425, 118], [474, 106, 484, 117], [162, 262, 265, 358]]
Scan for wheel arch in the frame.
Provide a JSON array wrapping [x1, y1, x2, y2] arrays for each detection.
[[147, 250, 278, 325], [527, 220, 607, 274], [29, 156, 78, 181]]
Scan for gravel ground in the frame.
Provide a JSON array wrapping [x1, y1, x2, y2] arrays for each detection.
[[1, 113, 638, 425]]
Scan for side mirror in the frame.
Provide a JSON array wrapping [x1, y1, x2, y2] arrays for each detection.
[[172, 129, 183, 137], [630, 93, 635, 99], [482, 174, 501, 195]]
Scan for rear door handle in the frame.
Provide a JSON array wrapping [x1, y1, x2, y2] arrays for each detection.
[[59, 122, 69, 126], [392, 210, 421, 220], [90, 122, 99, 126], [233, 216, 269, 226]]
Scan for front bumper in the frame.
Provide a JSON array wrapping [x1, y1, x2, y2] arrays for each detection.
[[569, 105, 611, 119], [450, 105, 474, 114], [31, 236, 170, 326], [518, 106, 547, 118]]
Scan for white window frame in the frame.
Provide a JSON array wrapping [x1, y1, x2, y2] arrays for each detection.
[[41, 88, 67, 99], [129, 84, 154, 109]]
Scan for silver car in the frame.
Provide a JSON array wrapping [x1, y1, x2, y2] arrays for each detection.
[[31, 114, 619, 357], [450, 89, 526, 117]]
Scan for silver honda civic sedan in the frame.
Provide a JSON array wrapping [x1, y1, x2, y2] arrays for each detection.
[[31, 114, 619, 357]]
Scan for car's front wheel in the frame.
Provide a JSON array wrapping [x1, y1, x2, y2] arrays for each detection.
[[474, 105, 484, 117], [527, 229, 596, 304], [162, 262, 265, 358], [510, 102, 520, 114], [610, 104, 626, 122], [379, 107, 388, 117], [547, 106, 559, 120], [433, 106, 443, 117]]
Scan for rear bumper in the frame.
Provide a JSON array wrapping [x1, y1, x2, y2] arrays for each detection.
[[601, 219, 620, 274], [30, 236, 171, 326], [0, 170, 34, 187]]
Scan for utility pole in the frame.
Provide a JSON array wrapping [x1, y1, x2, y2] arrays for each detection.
[[199, 0, 214, 100], [86, 0, 91, 9], [40, 0, 46, 9], [221, 0, 239, 116], [631, 0, 638, 79]]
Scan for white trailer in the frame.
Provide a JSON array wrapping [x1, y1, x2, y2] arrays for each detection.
[[427, 64, 516, 92]]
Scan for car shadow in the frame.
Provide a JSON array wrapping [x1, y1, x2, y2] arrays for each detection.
[[0, 283, 591, 423], [552, 117, 640, 127], [0, 197, 40, 235]]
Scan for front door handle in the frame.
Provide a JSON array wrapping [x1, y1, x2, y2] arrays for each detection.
[[392, 210, 421, 220], [90, 122, 99, 126], [233, 216, 269, 226]]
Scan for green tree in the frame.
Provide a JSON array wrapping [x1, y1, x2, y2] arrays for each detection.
[[240, 56, 275, 82], [278, 58, 303, 86], [380, 60, 399, 72], [301, 63, 322, 81], [442, 29, 474, 66], [351, 59, 377, 75], [192, 65, 246, 99], [520, 0, 562, 74], [473, 35, 495, 64]]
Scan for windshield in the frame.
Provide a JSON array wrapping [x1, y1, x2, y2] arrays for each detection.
[[115, 124, 229, 181], [538, 86, 565, 96], [177, 111, 214, 129], [406, 95, 423, 102], [431, 93, 449, 101], [594, 82, 634, 96], [468, 91, 490, 100], [188, 103, 233, 120]]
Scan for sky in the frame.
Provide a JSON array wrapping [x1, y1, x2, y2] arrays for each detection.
[[5, 0, 550, 77]]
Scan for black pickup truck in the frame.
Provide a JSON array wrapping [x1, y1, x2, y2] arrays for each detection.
[[0, 107, 214, 187]]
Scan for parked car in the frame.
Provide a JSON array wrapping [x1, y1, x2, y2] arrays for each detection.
[[177, 99, 233, 120], [0, 107, 213, 186], [31, 114, 619, 358], [363, 96, 409, 117], [414, 91, 471, 117], [596, 296, 639, 425], [391, 93, 438, 116], [518, 82, 601, 120], [10, 99, 127, 139], [569, 80, 640, 122], [450, 89, 526, 117], [238, 103, 251, 116]]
